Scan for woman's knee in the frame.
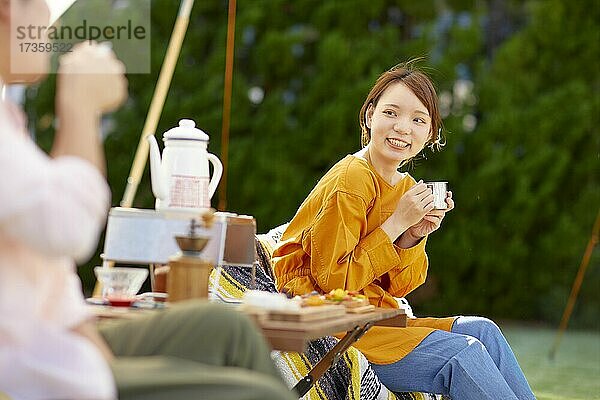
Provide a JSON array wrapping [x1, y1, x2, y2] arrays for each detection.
[[423, 330, 489, 362], [427, 333, 493, 393], [445, 334, 491, 371], [453, 316, 501, 338]]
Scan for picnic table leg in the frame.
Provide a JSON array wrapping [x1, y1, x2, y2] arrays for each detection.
[[292, 322, 374, 397]]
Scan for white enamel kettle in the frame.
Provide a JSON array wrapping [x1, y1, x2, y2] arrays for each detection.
[[147, 119, 223, 211]]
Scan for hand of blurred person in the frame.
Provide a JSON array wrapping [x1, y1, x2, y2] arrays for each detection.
[[56, 41, 128, 115], [51, 41, 128, 174]]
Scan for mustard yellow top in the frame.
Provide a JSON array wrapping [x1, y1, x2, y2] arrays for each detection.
[[272, 155, 455, 364]]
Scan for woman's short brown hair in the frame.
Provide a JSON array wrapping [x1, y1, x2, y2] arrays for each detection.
[[359, 59, 444, 151]]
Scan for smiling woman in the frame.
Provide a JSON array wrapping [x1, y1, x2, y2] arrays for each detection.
[[359, 62, 443, 153], [363, 81, 433, 180], [272, 60, 537, 399]]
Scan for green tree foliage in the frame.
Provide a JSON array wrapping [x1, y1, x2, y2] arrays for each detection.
[[413, 0, 599, 327], [26, 0, 598, 327]]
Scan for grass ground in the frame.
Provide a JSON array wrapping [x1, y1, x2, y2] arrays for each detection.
[[503, 324, 600, 400]]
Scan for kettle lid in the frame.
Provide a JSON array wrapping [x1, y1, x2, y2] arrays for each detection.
[[163, 119, 209, 141]]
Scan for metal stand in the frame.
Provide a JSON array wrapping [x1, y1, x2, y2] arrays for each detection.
[[292, 322, 374, 397]]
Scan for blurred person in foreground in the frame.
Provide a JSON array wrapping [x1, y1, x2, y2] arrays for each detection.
[[273, 60, 536, 399], [0, 1, 294, 399]]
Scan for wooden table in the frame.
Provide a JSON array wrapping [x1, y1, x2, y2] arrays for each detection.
[[88, 303, 164, 319], [256, 307, 406, 352], [254, 307, 407, 396], [90, 301, 406, 397]]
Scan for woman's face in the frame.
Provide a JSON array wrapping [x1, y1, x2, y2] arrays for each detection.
[[366, 81, 432, 167]]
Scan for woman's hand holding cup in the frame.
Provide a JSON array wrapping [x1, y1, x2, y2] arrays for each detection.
[[51, 41, 128, 173], [407, 185, 454, 239], [381, 180, 434, 241]]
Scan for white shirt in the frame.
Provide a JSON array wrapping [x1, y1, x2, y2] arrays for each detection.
[[0, 96, 116, 399]]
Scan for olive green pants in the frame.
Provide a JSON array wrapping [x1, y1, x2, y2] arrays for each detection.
[[99, 300, 295, 400]]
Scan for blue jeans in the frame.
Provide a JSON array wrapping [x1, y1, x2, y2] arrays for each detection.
[[370, 317, 536, 400]]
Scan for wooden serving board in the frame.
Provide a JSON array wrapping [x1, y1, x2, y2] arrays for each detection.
[[268, 304, 346, 322], [345, 304, 376, 314]]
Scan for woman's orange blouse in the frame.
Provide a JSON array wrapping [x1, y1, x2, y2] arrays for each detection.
[[272, 155, 455, 364]]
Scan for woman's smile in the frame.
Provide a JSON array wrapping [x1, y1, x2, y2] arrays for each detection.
[[386, 137, 410, 150]]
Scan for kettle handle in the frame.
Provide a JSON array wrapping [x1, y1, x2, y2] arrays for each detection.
[[206, 153, 223, 199]]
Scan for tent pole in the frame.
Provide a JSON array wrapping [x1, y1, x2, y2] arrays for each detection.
[[549, 209, 599, 359], [217, 0, 237, 211]]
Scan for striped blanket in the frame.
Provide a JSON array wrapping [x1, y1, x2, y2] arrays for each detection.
[[208, 229, 447, 400]]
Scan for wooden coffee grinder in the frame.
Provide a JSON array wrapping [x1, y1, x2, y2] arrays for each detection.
[[167, 217, 213, 302]]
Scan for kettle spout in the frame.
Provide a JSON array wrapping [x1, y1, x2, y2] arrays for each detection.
[[147, 135, 167, 201]]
